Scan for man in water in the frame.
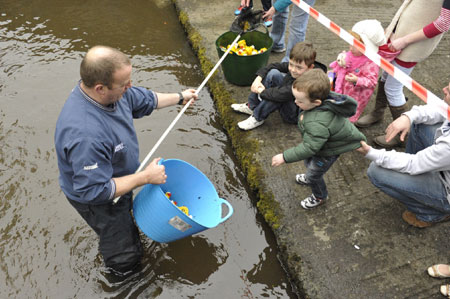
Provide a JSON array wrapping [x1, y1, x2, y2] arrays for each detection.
[[55, 45, 197, 273]]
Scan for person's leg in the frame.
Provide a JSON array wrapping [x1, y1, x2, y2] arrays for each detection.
[[68, 197, 143, 273], [248, 69, 284, 110], [247, 92, 260, 110], [270, 2, 289, 51], [384, 61, 414, 107], [305, 155, 339, 199], [406, 123, 441, 154], [261, 0, 271, 11], [252, 100, 282, 121], [282, 0, 316, 62], [252, 69, 285, 121], [278, 100, 300, 124], [367, 163, 450, 222]]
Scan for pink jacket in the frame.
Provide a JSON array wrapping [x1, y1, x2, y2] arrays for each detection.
[[330, 52, 379, 122]]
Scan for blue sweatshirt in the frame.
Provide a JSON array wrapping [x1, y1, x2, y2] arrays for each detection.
[[273, 0, 292, 12], [54, 82, 157, 204]]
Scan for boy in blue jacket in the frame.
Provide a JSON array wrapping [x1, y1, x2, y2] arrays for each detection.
[[231, 42, 326, 130]]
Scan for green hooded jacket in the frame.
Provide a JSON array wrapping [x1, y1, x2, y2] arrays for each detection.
[[283, 92, 367, 163]]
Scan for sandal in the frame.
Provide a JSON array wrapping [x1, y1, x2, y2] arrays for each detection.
[[428, 264, 450, 278], [441, 285, 450, 298]]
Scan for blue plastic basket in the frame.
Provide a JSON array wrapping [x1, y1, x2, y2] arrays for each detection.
[[133, 159, 233, 243]]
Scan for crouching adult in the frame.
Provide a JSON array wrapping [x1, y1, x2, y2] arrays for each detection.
[[357, 81, 450, 228]]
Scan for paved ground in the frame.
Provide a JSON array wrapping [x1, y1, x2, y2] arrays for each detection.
[[173, 0, 450, 298]]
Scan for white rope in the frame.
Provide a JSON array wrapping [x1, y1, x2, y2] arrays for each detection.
[[113, 33, 242, 204]]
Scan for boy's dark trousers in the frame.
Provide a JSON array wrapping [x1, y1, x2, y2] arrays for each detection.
[[68, 195, 143, 273], [248, 69, 299, 124], [304, 155, 340, 199]]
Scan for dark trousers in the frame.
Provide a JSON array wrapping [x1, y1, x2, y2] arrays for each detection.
[[68, 196, 143, 273], [248, 69, 299, 124], [247, 0, 271, 11]]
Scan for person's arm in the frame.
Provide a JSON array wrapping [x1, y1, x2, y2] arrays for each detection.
[[155, 89, 197, 109], [263, 0, 291, 19], [384, 114, 411, 143], [283, 121, 329, 163], [363, 134, 450, 175], [389, 2, 450, 51], [389, 29, 428, 52], [347, 62, 379, 89], [112, 157, 166, 197]]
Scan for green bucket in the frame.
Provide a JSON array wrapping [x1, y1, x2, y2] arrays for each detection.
[[215, 29, 273, 86]]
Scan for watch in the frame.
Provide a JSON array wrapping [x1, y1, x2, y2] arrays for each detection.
[[178, 92, 184, 105]]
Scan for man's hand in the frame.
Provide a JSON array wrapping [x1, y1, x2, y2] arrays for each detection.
[[271, 154, 285, 166], [251, 76, 265, 94], [356, 141, 371, 156], [181, 89, 198, 105], [385, 114, 411, 142], [142, 157, 167, 185]]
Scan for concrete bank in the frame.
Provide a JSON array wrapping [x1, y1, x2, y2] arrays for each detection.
[[172, 0, 450, 297]]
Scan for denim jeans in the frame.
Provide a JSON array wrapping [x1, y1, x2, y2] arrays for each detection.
[[247, 69, 299, 123], [367, 123, 450, 222], [304, 154, 339, 199], [270, 0, 316, 62], [381, 61, 414, 107]]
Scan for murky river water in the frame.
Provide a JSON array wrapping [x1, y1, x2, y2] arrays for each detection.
[[0, 0, 296, 297]]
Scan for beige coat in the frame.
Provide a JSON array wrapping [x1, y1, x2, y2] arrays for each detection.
[[385, 0, 444, 63]]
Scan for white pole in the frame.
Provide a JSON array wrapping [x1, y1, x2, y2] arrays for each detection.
[[113, 33, 242, 204]]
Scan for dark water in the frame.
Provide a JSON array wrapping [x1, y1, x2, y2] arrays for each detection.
[[0, 0, 296, 297]]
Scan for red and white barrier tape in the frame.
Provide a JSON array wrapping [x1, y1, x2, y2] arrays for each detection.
[[291, 0, 450, 119]]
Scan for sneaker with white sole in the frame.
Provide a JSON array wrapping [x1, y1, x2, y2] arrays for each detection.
[[231, 103, 253, 115], [300, 194, 327, 209], [238, 116, 264, 130], [295, 173, 309, 185]]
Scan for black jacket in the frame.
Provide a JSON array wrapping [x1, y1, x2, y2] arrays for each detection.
[[256, 60, 327, 103]]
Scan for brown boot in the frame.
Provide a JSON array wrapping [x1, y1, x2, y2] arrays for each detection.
[[373, 103, 408, 148], [355, 81, 387, 128]]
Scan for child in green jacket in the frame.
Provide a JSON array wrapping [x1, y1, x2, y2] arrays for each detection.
[[271, 69, 366, 209]]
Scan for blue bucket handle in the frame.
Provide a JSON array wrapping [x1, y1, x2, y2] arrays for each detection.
[[218, 198, 233, 223]]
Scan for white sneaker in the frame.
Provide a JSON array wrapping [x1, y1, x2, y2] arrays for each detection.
[[231, 103, 253, 115], [238, 116, 264, 130]]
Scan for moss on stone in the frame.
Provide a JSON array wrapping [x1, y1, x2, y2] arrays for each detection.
[[173, 2, 282, 230]]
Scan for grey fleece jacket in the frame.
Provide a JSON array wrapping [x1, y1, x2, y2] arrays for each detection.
[[366, 104, 450, 204]]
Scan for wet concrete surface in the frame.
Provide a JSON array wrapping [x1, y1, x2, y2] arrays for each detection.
[[173, 0, 450, 298]]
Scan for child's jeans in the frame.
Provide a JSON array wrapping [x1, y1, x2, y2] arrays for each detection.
[[304, 155, 339, 199], [367, 123, 450, 223], [247, 69, 299, 124]]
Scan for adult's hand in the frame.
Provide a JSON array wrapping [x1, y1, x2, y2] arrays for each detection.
[[356, 140, 371, 156], [181, 88, 198, 104], [263, 7, 276, 20], [388, 29, 427, 52], [271, 153, 285, 166], [388, 36, 408, 52], [142, 157, 167, 185], [385, 114, 411, 142]]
